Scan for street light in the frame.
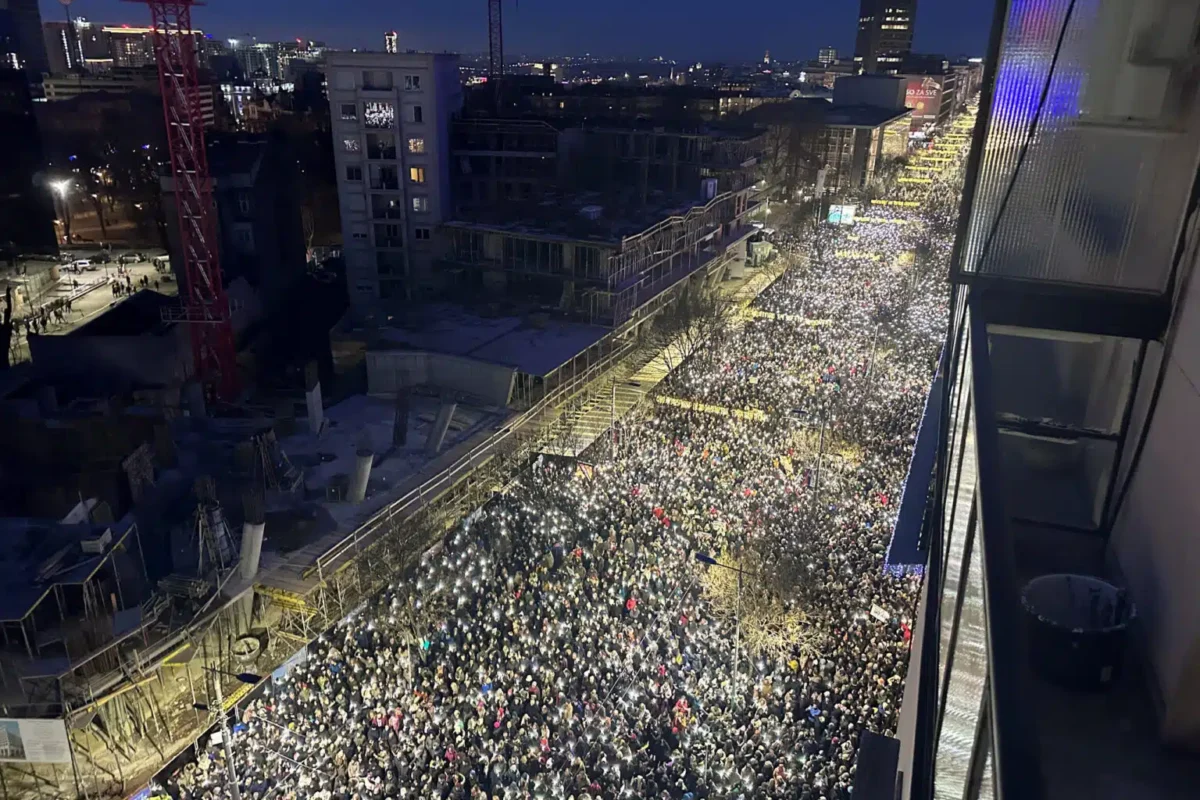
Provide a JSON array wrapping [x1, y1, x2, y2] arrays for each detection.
[[695, 552, 750, 707], [50, 179, 73, 244], [192, 668, 261, 800]]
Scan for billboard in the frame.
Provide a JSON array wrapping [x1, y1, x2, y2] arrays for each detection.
[[827, 204, 858, 226], [0, 718, 71, 764], [905, 76, 943, 129]]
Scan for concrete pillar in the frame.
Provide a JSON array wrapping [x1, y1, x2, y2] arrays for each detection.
[[728, 240, 747, 280], [239, 521, 266, 581], [36, 385, 58, 417], [425, 402, 457, 456], [349, 448, 373, 503], [393, 391, 410, 447], [304, 361, 323, 435], [183, 380, 206, 418]]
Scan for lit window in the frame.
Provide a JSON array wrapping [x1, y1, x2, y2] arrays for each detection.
[[363, 101, 395, 129], [407, 137, 425, 154], [411, 196, 429, 213], [409, 166, 426, 184], [342, 137, 361, 153]]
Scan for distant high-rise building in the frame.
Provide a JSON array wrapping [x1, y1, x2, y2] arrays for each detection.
[[818, 46, 837, 65], [854, 0, 916, 73], [763, 49, 770, 65], [385, 30, 397, 54], [0, 0, 48, 75], [43, 21, 83, 73]]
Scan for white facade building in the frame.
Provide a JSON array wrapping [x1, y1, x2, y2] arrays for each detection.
[[327, 51, 461, 312]]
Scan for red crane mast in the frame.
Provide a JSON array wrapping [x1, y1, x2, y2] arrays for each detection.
[[134, 0, 238, 400]]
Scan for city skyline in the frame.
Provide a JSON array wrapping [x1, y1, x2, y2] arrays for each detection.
[[38, 0, 993, 63]]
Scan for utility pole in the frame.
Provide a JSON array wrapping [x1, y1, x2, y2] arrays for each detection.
[[734, 569, 742, 708], [610, 382, 617, 461], [211, 676, 242, 800]]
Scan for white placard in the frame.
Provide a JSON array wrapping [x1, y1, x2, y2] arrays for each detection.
[[0, 718, 71, 764]]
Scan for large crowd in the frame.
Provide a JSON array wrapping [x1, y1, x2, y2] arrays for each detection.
[[167, 126, 969, 800]]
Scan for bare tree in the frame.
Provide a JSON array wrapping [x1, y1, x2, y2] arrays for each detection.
[[646, 281, 736, 385], [699, 548, 821, 663]]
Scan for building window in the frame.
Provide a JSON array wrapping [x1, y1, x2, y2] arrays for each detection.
[[375, 223, 403, 248], [411, 196, 429, 213], [408, 137, 426, 154], [233, 226, 254, 253], [404, 74, 421, 91], [409, 166, 426, 184], [363, 101, 395, 129], [371, 194, 404, 220], [414, 227, 431, 241], [237, 192, 252, 215], [342, 137, 361, 154], [355, 282, 375, 295], [376, 250, 405, 275], [575, 245, 601, 277], [370, 164, 399, 190], [339, 103, 357, 120], [503, 237, 563, 273], [345, 165, 363, 182], [362, 70, 392, 90], [335, 71, 355, 90], [365, 133, 396, 160], [407, 105, 423, 123]]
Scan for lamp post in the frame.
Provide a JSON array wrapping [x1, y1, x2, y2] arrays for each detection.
[[50, 179, 73, 245], [193, 668, 261, 800], [695, 552, 749, 707]]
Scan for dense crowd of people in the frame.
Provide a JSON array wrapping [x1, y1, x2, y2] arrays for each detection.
[[167, 128, 969, 800]]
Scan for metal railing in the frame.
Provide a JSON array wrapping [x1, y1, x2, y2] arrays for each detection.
[[904, 294, 1045, 800]]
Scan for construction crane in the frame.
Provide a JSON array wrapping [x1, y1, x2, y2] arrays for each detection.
[[488, 0, 504, 82], [131, 0, 239, 402]]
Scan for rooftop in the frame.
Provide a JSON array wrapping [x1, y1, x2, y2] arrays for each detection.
[[0, 508, 137, 624], [325, 50, 458, 65], [68, 289, 176, 338], [744, 98, 911, 128], [446, 187, 716, 244], [376, 304, 610, 377]]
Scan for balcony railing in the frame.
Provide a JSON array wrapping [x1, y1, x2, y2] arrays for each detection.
[[902, 291, 1046, 800]]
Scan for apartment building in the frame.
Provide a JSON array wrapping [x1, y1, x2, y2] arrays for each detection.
[[327, 51, 461, 312]]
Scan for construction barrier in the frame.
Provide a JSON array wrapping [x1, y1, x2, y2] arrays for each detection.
[[221, 681, 253, 711], [835, 250, 884, 260], [257, 584, 312, 613], [743, 307, 832, 325], [872, 200, 921, 208], [655, 395, 768, 422], [898, 177, 934, 184], [854, 217, 911, 225]]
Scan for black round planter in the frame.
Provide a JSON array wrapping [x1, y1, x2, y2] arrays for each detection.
[[1021, 573, 1134, 691]]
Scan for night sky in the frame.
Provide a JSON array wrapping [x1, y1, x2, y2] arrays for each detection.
[[43, 0, 994, 62]]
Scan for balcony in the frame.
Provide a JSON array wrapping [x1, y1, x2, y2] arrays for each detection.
[[370, 167, 400, 191], [366, 134, 397, 161], [893, 3, 1200, 796], [898, 295, 1200, 800]]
